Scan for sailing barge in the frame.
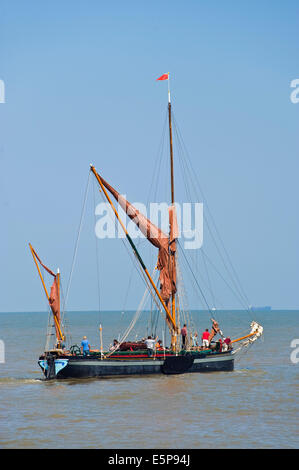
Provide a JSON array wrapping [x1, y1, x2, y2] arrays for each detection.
[[30, 74, 263, 380]]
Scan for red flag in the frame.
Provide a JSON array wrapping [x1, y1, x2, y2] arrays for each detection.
[[156, 73, 169, 81]]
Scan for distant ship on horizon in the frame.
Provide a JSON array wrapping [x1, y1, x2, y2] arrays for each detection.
[[250, 306, 272, 312]]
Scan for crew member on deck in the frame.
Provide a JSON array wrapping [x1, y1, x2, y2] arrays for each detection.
[[109, 339, 119, 351], [54, 336, 66, 355], [191, 332, 198, 347], [181, 324, 187, 349], [211, 319, 220, 337], [202, 329, 210, 348], [223, 337, 232, 351], [61, 336, 66, 350], [81, 336, 90, 356], [145, 336, 157, 357]]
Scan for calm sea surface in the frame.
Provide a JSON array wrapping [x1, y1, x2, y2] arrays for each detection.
[[0, 310, 298, 449]]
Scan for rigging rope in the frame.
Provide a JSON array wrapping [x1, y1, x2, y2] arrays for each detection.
[[177, 240, 212, 314], [95, 182, 166, 323], [106, 268, 159, 357], [93, 178, 101, 320], [172, 112, 252, 313], [63, 171, 91, 313]]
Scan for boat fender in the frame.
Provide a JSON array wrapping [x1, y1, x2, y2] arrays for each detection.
[[161, 355, 194, 375]]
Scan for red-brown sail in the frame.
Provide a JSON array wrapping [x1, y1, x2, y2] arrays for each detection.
[[97, 174, 175, 302], [49, 276, 61, 341], [31, 247, 61, 340], [31, 247, 56, 277], [168, 204, 179, 294]]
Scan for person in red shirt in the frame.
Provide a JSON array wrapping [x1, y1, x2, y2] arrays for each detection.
[[223, 337, 232, 350], [202, 329, 210, 348]]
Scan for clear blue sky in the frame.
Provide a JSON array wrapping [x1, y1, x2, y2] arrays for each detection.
[[0, 0, 298, 312]]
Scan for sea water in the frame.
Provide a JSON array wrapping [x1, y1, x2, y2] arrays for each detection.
[[0, 310, 298, 449]]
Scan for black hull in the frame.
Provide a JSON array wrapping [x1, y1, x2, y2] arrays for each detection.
[[39, 351, 234, 380]]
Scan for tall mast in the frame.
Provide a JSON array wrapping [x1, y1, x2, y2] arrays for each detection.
[[168, 80, 175, 205], [56, 268, 62, 345], [167, 74, 177, 349]]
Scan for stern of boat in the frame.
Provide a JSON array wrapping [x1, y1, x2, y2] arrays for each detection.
[[38, 355, 69, 380]]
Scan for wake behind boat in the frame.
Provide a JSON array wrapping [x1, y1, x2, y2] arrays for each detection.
[[30, 73, 263, 380]]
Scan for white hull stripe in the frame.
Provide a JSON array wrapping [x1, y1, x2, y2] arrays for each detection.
[[68, 354, 233, 367], [69, 360, 165, 367], [193, 354, 233, 364]]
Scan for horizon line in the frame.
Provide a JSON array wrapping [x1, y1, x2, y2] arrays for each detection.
[[0, 308, 299, 314]]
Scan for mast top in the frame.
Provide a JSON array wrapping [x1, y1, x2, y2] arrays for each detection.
[[156, 72, 171, 103], [167, 72, 171, 104]]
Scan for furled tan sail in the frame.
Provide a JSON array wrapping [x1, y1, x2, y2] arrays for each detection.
[[97, 174, 176, 303], [29, 245, 62, 342], [48, 276, 61, 341]]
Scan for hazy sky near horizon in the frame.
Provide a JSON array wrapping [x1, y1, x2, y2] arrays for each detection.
[[0, 0, 298, 312]]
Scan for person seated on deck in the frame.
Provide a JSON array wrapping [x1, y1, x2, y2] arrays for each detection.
[[52, 336, 67, 355], [215, 339, 223, 352], [109, 339, 119, 352], [155, 339, 164, 351], [191, 332, 198, 348], [202, 329, 210, 349], [145, 336, 157, 357], [55, 336, 66, 350], [81, 336, 90, 356], [223, 337, 232, 351]]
